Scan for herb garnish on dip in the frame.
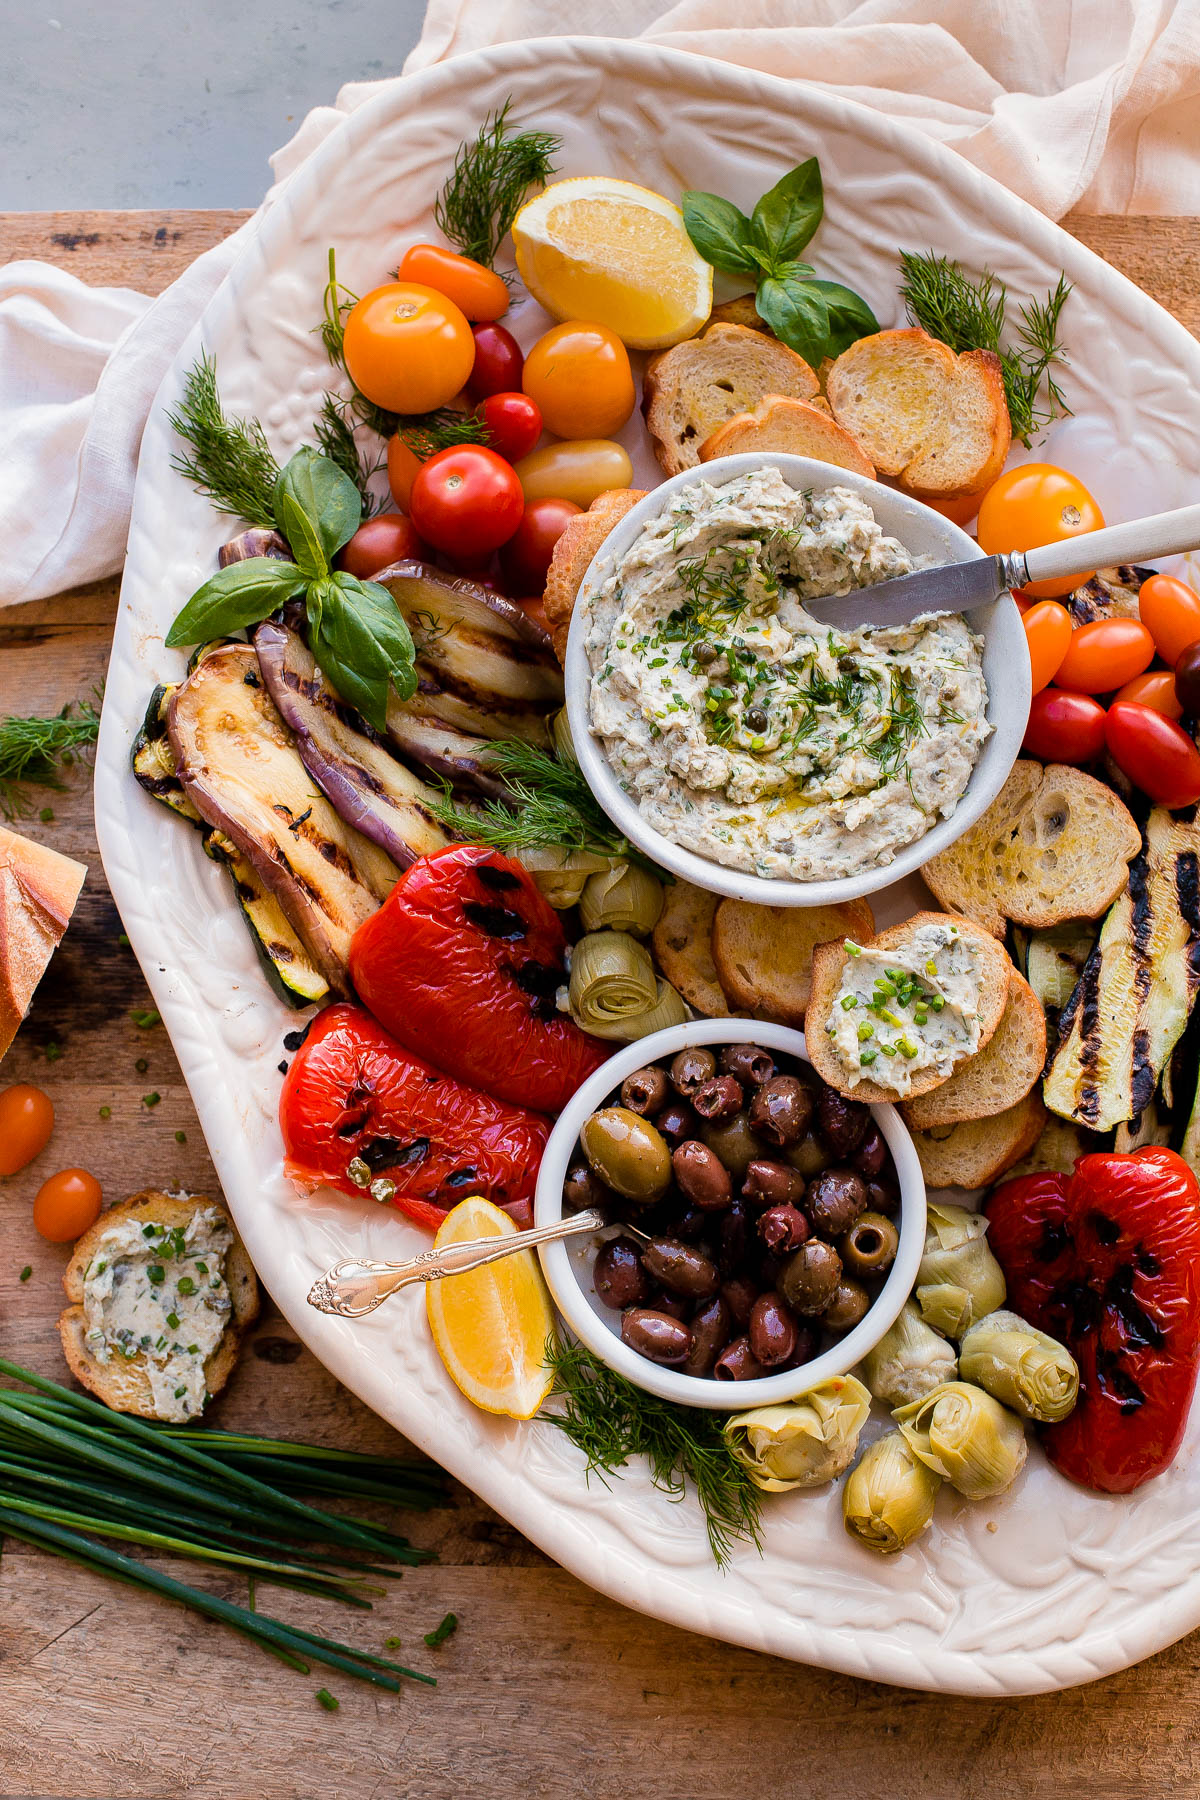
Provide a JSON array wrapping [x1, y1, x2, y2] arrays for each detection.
[[826, 920, 985, 1097]]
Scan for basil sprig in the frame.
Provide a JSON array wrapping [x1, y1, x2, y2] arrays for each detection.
[[166, 447, 416, 732], [682, 158, 878, 366]]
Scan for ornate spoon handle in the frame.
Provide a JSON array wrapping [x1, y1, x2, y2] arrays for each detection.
[[307, 1208, 608, 1318]]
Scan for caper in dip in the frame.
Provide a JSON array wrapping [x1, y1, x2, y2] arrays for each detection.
[[583, 468, 990, 881], [81, 1206, 234, 1421], [826, 921, 985, 1097]]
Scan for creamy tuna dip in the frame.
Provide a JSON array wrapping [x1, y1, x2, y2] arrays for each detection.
[[826, 920, 985, 1097], [81, 1206, 234, 1421], [584, 468, 991, 881]]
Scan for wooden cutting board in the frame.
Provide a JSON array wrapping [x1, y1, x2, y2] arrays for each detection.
[[0, 210, 1198, 1800]]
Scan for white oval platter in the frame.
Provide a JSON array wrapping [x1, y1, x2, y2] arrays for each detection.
[[94, 36, 1200, 1696]]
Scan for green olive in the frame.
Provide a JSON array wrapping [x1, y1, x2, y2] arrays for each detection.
[[840, 1211, 900, 1277], [698, 1110, 769, 1181], [784, 1129, 828, 1178], [579, 1107, 672, 1202], [822, 1277, 871, 1333]]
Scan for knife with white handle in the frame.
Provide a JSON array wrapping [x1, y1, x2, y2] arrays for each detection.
[[805, 500, 1200, 631]]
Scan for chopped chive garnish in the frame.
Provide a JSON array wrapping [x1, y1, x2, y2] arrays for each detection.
[[147, 1265, 166, 1285], [99, 1105, 111, 1120], [175, 1130, 187, 1144], [167, 1312, 181, 1330], [19, 1266, 32, 1283], [857, 1022, 874, 1042], [135, 1058, 148, 1074], [174, 1385, 188, 1399], [423, 1613, 458, 1649], [177, 1276, 196, 1296], [142, 1092, 161, 1108], [840, 994, 857, 1011], [131, 1008, 161, 1029], [316, 1688, 339, 1711], [44, 1042, 62, 1063]]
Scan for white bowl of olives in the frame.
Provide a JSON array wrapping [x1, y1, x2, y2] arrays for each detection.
[[535, 1018, 926, 1410]]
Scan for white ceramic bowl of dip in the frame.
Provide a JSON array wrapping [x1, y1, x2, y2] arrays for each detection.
[[564, 453, 1029, 909], [534, 1017, 926, 1410]]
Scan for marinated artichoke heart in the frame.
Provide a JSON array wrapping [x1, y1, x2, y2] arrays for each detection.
[[828, 921, 985, 1097], [584, 467, 989, 883], [567, 932, 688, 1039], [843, 1429, 942, 1554], [894, 1380, 1027, 1500], [518, 846, 610, 909], [579, 862, 664, 937], [723, 1375, 872, 1492], [916, 1202, 1007, 1338], [959, 1307, 1080, 1424], [859, 1299, 958, 1408]]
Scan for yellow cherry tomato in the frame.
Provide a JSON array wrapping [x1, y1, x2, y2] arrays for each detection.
[[1022, 600, 1074, 694], [33, 1167, 102, 1243], [1138, 573, 1200, 667], [343, 283, 475, 415], [395, 244, 509, 322], [513, 440, 634, 509], [522, 323, 635, 439], [0, 1083, 54, 1176], [977, 463, 1105, 599]]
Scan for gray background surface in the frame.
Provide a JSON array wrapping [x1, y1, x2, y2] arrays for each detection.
[[1, 0, 428, 208]]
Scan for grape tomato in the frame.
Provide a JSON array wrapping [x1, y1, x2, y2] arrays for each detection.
[[386, 433, 423, 511], [477, 392, 543, 464], [33, 1167, 102, 1243], [1105, 701, 1200, 810], [1176, 642, 1200, 717], [394, 245, 509, 322], [522, 322, 635, 439], [977, 464, 1105, 599], [500, 497, 581, 592], [467, 322, 524, 401], [1138, 573, 1200, 667], [0, 1084, 54, 1176], [514, 440, 634, 509], [1114, 671, 1183, 721], [1022, 688, 1107, 764], [1022, 600, 1073, 694], [338, 513, 426, 579], [1053, 618, 1154, 695]]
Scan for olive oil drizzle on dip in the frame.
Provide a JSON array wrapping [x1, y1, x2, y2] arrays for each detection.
[[827, 921, 984, 1097]]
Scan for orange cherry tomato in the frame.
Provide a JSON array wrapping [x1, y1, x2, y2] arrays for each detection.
[[924, 493, 983, 527], [1114, 670, 1184, 721], [343, 283, 474, 415], [1138, 573, 1200, 667], [1054, 618, 1155, 694], [977, 464, 1105, 598], [0, 1083, 54, 1176], [395, 244, 509, 322], [386, 434, 424, 511], [522, 322, 635, 439], [1022, 600, 1073, 694], [33, 1167, 102, 1243]]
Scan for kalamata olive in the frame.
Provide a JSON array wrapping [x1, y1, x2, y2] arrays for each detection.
[[743, 1158, 806, 1210], [670, 1047, 716, 1096], [621, 1065, 669, 1116], [564, 1160, 613, 1213], [645, 1287, 690, 1321], [840, 1210, 900, 1277], [673, 1139, 732, 1210], [661, 1201, 709, 1243], [653, 1099, 700, 1142], [816, 1086, 870, 1156], [717, 1198, 749, 1273], [805, 1167, 868, 1237], [822, 1277, 871, 1332], [757, 1201, 809, 1252], [864, 1175, 900, 1217], [621, 1308, 693, 1364], [580, 1107, 672, 1202], [784, 1129, 829, 1177], [720, 1275, 758, 1329], [851, 1124, 888, 1178], [691, 1074, 744, 1122], [642, 1236, 720, 1300], [684, 1295, 731, 1376], [749, 1292, 798, 1366], [748, 1075, 812, 1147], [1177, 641, 1200, 715], [593, 1236, 650, 1309], [780, 1320, 821, 1369], [719, 1044, 776, 1087], [758, 1250, 787, 1291], [713, 1336, 766, 1381], [779, 1239, 843, 1315], [699, 1111, 769, 1180]]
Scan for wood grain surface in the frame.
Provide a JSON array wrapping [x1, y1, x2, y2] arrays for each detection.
[[1, 210, 1199, 1800]]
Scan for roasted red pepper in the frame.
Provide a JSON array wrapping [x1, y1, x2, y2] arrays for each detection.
[[349, 843, 608, 1113], [986, 1148, 1200, 1493], [279, 1003, 548, 1230]]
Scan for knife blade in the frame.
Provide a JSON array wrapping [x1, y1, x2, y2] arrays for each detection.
[[803, 554, 1010, 631]]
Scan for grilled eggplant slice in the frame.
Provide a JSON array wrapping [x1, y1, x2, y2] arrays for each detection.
[[378, 562, 564, 709], [382, 705, 511, 797], [1044, 808, 1200, 1130], [1065, 565, 1157, 627], [254, 622, 454, 865], [167, 644, 399, 997], [396, 675, 552, 749]]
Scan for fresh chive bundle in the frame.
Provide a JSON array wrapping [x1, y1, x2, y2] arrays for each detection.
[[0, 1358, 447, 1693]]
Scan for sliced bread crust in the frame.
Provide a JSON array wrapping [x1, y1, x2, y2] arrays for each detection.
[[0, 824, 87, 1063], [901, 971, 1046, 1130], [698, 395, 875, 478], [711, 896, 875, 1027], [543, 488, 648, 664], [643, 323, 819, 476], [651, 879, 729, 1018], [912, 1090, 1047, 1190]]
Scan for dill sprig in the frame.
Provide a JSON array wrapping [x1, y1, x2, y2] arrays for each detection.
[[543, 1338, 762, 1568], [314, 392, 385, 516], [397, 409, 491, 459], [0, 701, 101, 819], [434, 100, 560, 270], [318, 249, 401, 440], [167, 353, 281, 527], [898, 251, 1072, 446], [427, 739, 643, 865]]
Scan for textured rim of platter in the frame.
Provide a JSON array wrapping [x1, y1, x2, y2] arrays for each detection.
[[94, 36, 1200, 1697]]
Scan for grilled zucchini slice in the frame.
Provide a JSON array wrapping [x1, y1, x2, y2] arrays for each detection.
[[132, 684, 202, 823], [203, 832, 329, 1010]]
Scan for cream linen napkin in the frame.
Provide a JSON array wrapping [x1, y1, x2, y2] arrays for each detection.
[[1, 0, 1198, 609]]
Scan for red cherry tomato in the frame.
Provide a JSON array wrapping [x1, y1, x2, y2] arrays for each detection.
[[499, 497, 582, 592], [1138, 573, 1200, 667], [394, 244, 509, 322], [1022, 600, 1073, 694], [409, 446, 524, 558], [1105, 702, 1200, 810], [478, 392, 543, 464], [1023, 689, 1107, 764], [1114, 670, 1184, 721], [467, 322, 524, 401], [33, 1167, 102, 1243], [1053, 618, 1155, 695], [337, 513, 426, 579], [0, 1083, 54, 1176], [343, 283, 474, 415], [977, 464, 1105, 599]]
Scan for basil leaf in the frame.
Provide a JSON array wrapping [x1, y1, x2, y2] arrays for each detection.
[[165, 557, 305, 648], [681, 191, 758, 278], [755, 270, 831, 367], [807, 279, 880, 359], [273, 447, 361, 579], [750, 158, 823, 265], [309, 572, 417, 733]]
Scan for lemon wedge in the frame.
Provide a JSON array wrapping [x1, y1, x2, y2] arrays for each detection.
[[425, 1196, 554, 1419], [512, 176, 713, 351]]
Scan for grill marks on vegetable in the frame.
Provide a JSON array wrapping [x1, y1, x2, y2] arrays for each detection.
[[461, 863, 568, 1022], [1036, 1210, 1169, 1414]]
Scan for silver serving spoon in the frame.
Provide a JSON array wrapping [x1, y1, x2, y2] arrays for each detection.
[[307, 1207, 614, 1319]]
